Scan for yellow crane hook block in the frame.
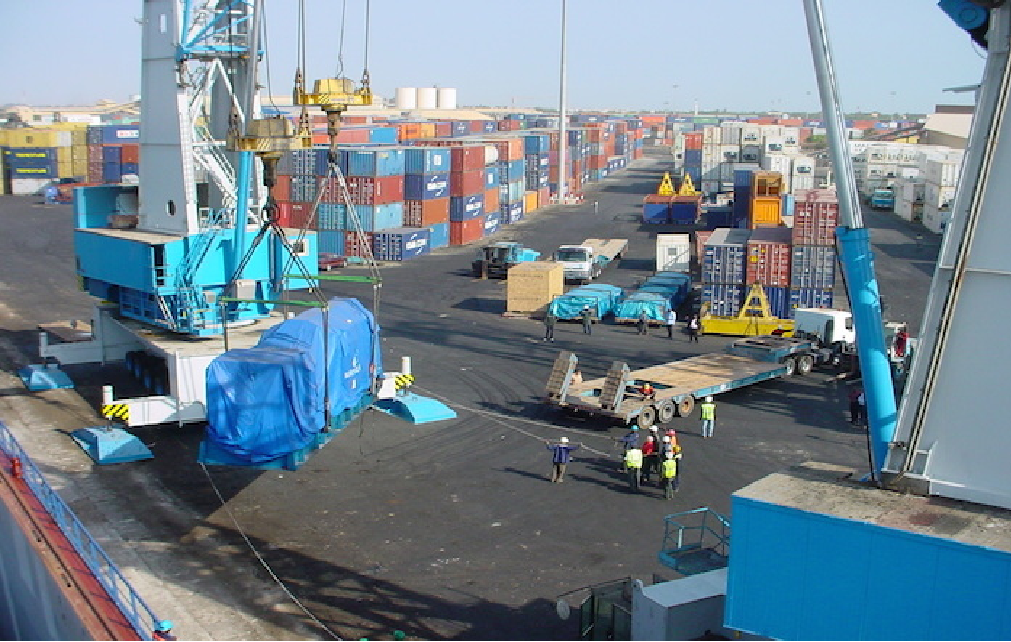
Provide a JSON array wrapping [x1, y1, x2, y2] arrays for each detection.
[[657, 172, 676, 196]]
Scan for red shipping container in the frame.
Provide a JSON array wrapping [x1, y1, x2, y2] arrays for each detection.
[[276, 201, 314, 229], [450, 218, 484, 246], [492, 138, 524, 162], [746, 227, 793, 287], [469, 120, 485, 133], [120, 144, 140, 164], [88, 145, 103, 163], [538, 186, 550, 207], [344, 231, 374, 258], [342, 115, 370, 125], [87, 161, 103, 183], [335, 127, 371, 144], [450, 169, 484, 197], [792, 189, 839, 246], [345, 175, 404, 205], [588, 154, 607, 170], [684, 132, 703, 150], [272, 174, 292, 202], [434, 121, 453, 137], [450, 146, 485, 172], [404, 198, 450, 227], [484, 187, 500, 214]]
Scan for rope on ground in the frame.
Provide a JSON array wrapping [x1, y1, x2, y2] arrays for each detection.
[[411, 385, 615, 459], [198, 462, 345, 641]]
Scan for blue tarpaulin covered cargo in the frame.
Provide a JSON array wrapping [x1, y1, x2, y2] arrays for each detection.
[[614, 292, 672, 323], [548, 283, 624, 319], [204, 298, 381, 464]]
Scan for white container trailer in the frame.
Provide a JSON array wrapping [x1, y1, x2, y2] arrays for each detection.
[[656, 234, 692, 273]]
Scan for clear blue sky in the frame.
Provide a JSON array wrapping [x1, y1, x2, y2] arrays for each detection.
[[0, 0, 986, 116]]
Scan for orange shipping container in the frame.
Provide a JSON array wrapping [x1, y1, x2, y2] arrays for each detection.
[[684, 132, 703, 150], [538, 186, 550, 206], [524, 190, 538, 213], [121, 144, 140, 164], [484, 187, 500, 213], [749, 196, 783, 229], [450, 218, 484, 245], [404, 198, 450, 227], [273, 174, 292, 202]]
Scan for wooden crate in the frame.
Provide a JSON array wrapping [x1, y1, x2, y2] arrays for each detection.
[[507, 262, 564, 314]]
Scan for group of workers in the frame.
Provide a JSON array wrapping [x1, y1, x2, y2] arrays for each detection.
[[620, 424, 682, 498]]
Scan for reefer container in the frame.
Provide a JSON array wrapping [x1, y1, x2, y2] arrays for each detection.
[[656, 233, 691, 272], [372, 227, 431, 261], [790, 245, 836, 290], [746, 227, 793, 287], [702, 228, 752, 284]]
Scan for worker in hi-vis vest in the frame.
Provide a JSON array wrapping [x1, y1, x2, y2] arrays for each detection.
[[661, 451, 678, 500], [700, 396, 716, 439], [624, 444, 643, 493]]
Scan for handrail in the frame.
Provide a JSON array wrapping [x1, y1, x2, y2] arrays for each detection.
[[0, 420, 161, 640]]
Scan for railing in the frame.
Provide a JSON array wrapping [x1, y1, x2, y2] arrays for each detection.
[[658, 507, 731, 575], [0, 420, 160, 640]]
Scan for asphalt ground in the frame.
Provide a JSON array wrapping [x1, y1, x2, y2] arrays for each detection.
[[0, 149, 939, 641]]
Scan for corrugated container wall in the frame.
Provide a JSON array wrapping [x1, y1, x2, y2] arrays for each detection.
[[746, 227, 792, 286]]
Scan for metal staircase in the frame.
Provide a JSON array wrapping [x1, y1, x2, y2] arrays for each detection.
[[172, 206, 230, 333]]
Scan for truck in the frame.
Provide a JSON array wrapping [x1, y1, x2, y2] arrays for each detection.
[[472, 241, 541, 278], [553, 238, 628, 284], [869, 188, 895, 210], [545, 335, 835, 427], [792, 307, 911, 373]]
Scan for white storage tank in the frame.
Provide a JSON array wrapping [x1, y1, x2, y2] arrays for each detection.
[[437, 87, 458, 110], [395, 87, 417, 110], [417, 87, 438, 110]]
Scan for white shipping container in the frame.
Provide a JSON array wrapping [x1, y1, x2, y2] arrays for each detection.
[[782, 127, 801, 145], [895, 178, 925, 203], [740, 125, 762, 144], [703, 126, 722, 145], [924, 158, 962, 186], [720, 123, 743, 146], [10, 178, 52, 195], [921, 201, 949, 234], [899, 166, 921, 179], [764, 136, 786, 155], [791, 174, 816, 191], [894, 197, 918, 222], [924, 181, 957, 209], [792, 155, 815, 175], [656, 233, 692, 273], [740, 144, 762, 163], [848, 140, 872, 156], [761, 153, 793, 175], [717, 143, 740, 162], [759, 125, 785, 139]]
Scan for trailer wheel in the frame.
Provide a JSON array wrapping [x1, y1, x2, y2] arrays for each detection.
[[797, 355, 815, 375], [656, 400, 676, 424], [639, 405, 657, 428], [676, 395, 695, 417], [783, 357, 797, 376]]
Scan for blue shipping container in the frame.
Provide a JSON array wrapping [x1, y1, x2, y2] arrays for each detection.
[[782, 193, 795, 218], [404, 147, 451, 174], [368, 127, 398, 144], [96, 125, 140, 145], [525, 171, 549, 189], [484, 165, 500, 189], [101, 146, 122, 163], [789, 287, 834, 311], [451, 121, 470, 137], [290, 175, 318, 203], [790, 245, 836, 289], [524, 134, 550, 154], [702, 283, 745, 317], [338, 202, 404, 232], [671, 201, 699, 225], [483, 209, 502, 236], [450, 194, 485, 221], [372, 227, 431, 261], [404, 172, 449, 200], [482, 121, 498, 133], [503, 201, 524, 224], [317, 229, 345, 255], [428, 222, 450, 249], [342, 147, 406, 177], [4, 147, 58, 168], [500, 179, 524, 203], [102, 161, 122, 183], [764, 286, 791, 319], [734, 168, 757, 188], [642, 202, 670, 224], [121, 163, 139, 175], [497, 159, 525, 183], [317, 203, 344, 230], [702, 228, 751, 284]]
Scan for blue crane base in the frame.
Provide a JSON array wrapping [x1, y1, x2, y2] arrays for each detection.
[[71, 426, 154, 464], [19, 364, 75, 391], [375, 392, 457, 424]]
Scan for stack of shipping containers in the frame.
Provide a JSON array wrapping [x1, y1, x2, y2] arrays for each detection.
[[701, 228, 751, 316], [404, 146, 451, 249], [790, 188, 838, 311], [746, 227, 793, 318], [448, 145, 486, 245]]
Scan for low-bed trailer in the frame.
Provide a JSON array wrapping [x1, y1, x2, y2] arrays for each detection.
[[545, 336, 828, 426]]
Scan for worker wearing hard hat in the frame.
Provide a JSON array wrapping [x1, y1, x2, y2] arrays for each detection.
[[700, 396, 716, 438], [152, 621, 177, 641], [616, 424, 640, 472], [580, 306, 593, 334], [624, 442, 644, 493], [545, 436, 581, 483], [661, 451, 678, 500]]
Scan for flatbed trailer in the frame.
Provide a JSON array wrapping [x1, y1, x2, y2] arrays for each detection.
[[583, 238, 629, 264], [545, 336, 829, 426]]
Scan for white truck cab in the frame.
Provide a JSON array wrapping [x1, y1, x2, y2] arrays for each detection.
[[792, 308, 855, 347]]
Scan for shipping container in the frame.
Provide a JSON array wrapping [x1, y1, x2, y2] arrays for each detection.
[[671, 197, 701, 225], [746, 227, 793, 286], [368, 127, 398, 145], [702, 283, 745, 317], [342, 147, 406, 176], [502, 200, 524, 224], [749, 196, 782, 228], [338, 202, 404, 232], [317, 229, 345, 255], [449, 193, 485, 221], [404, 198, 450, 227], [790, 245, 836, 290], [789, 287, 834, 311], [643, 202, 670, 224], [656, 233, 691, 272], [89, 125, 140, 145], [404, 146, 451, 174], [449, 218, 484, 245], [524, 189, 538, 214], [499, 179, 524, 203], [703, 228, 751, 284], [764, 286, 791, 319], [484, 165, 500, 189], [343, 175, 404, 205], [450, 145, 485, 172], [450, 169, 484, 197], [276, 201, 313, 229], [792, 189, 839, 246], [372, 227, 431, 261], [404, 172, 449, 200], [317, 202, 344, 230], [343, 231, 374, 258], [483, 209, 502, 236], [524, 133, 550, 155], [428, 222, 450, 249], [291, 175, 318, 203]]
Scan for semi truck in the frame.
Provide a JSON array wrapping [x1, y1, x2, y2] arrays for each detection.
[[553, 238, 628, 284], [472, 241, 541, 278], [869, 188, 895, 210], [545, 335, 835, 427]]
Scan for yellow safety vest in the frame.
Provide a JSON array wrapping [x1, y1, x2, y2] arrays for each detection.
[[661, 458, 677, 479], [700, 402, 715, 420], [625, 448, 643, 469]]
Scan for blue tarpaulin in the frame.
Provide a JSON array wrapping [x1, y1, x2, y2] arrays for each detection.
[[548, 283, 624, 319], [614, 292, 672, 323], [205, 298, 381, 464]]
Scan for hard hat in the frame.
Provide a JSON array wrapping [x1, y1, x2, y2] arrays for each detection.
[[630, 424, 639, 431], [560, 436, 569, 443], [666, 451, 674, 459], [663, 435, 671, 442], [156, 621, 173, 632], [705, 396, 713, 402]]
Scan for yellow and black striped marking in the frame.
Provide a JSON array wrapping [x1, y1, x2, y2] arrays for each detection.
[[101, 403, 129, 422], [395, 374, 415, 390]]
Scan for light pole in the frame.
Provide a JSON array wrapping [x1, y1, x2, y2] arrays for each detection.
[[557, 0, 568, 204], [672, 84, 679, 115]]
